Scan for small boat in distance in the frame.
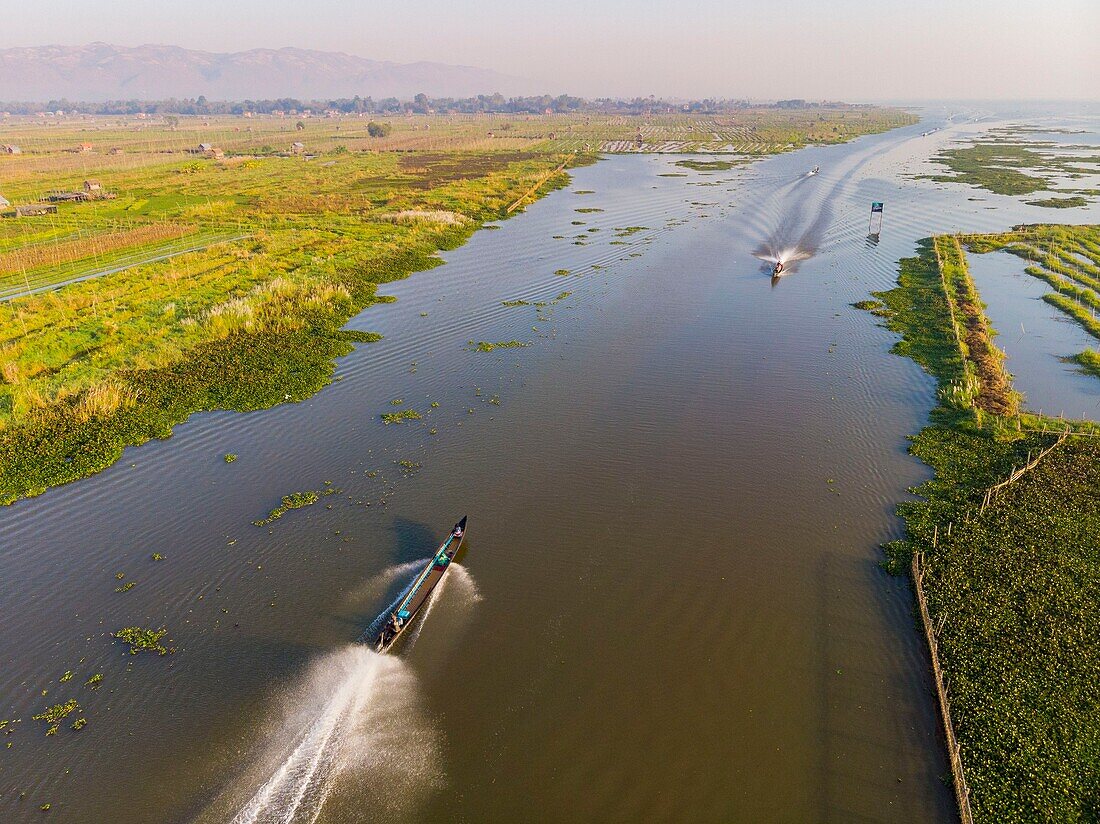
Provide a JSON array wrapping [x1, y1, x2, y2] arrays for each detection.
[[808, 166, 820, 176], [371, 516, 468, 653]]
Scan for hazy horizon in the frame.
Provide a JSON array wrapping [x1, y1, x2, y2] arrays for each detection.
[[3, 0, 1098, 101]]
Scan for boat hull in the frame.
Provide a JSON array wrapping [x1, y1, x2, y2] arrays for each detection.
[[370, 516, 467, 653]]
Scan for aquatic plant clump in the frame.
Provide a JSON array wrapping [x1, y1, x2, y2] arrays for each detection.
[[113, 626, 169, 655], [381, 408, 422, 424], [32, 699, 80, 735], [467, 340, 529, 352], [673, 158, 747, 171], [252, 490, 321, 525], [1025, 196, 1089, 209]]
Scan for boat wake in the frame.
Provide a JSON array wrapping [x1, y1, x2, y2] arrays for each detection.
[[401, 562, 481, 651], [226, 646, 441, 824], [216, 561, 480, 824], [754, 246, 814, 268]]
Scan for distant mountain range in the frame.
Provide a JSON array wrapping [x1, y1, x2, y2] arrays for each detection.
[[0, 43, 525, 102]]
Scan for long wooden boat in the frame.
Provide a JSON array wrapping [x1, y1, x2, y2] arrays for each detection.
[[370, 516, 468, 653]]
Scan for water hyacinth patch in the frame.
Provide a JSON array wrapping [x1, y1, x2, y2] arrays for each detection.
[[113, 626, 169, 655]]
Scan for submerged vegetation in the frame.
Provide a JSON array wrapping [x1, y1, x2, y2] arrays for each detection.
[[866, 231, 1100, 822]]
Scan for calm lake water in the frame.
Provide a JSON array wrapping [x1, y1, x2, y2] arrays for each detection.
[[1, 107, 1098, 823]]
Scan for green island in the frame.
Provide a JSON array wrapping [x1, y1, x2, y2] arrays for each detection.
[[252, 487, 338, 525], [112, 626, 170, 655], [921, 131, 1100, 206], [673, 158, 748, 171], [0, 107, 912, 505], [865, 227, 1100, 822]]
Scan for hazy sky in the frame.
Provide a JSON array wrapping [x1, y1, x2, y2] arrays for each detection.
[[3, 0, 1098, 100]]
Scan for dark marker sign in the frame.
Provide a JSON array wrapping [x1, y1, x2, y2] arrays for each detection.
[[871, 201, 884, 213]]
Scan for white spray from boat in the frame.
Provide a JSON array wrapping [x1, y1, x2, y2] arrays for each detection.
[[402, 562, 481, 650], [755, 247, 813, 276], [224, 560, 478, 824]]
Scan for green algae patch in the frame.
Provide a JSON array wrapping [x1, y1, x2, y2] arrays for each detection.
[[32, 699, 80, 735], [252, 490, 323, 525], [1025, 196, 1089, 209], [113, 626, 169, 655], [381, 408, 422, 424], [467, 340, 529, 352]]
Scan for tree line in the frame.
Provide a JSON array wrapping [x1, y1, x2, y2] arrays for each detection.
[[0, 93, 867, 117]]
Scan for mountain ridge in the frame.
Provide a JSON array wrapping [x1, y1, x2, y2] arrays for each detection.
[[0, 43, 525, 101]]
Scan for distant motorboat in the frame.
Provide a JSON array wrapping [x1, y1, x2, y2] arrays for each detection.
[[808, 166, 820, 176], [772, 260, 785, 277]]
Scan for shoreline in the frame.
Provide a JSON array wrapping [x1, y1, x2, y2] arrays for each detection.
[[0, 154, 584, 505], [866, 232, 1100, 822]]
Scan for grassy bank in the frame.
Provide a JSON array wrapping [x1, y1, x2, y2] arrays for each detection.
[[867, 236, 1100, 822], [0, 145, 579, 503]]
